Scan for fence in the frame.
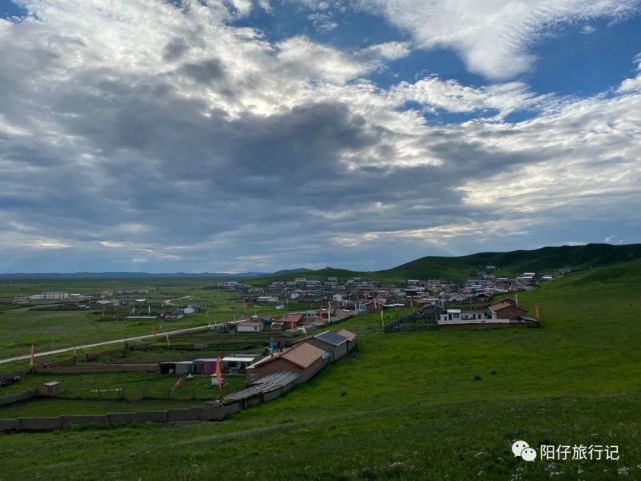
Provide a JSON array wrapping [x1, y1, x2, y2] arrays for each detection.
[[0, 391, 272, 432], [0, 389, 38, 408], [1, 364, 320, 433], [0, 405, 227, 432], [34, 363, 159, 375], [0, 337, 358, 433], [58, 386, 214, 402], [384, 309, 438, 333]]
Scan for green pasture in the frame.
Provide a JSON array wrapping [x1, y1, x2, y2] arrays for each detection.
[[1, 261, 641, 480]]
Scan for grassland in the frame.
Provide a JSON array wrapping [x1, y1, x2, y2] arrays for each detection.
[[251, 242, 641, 283], [1, 260, 640, 480], [0, 281, 293, 362]]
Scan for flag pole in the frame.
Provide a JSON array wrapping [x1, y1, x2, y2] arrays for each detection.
[[29, 344, 35, 373]]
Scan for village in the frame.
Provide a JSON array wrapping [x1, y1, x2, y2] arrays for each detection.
[[0, 265, 565, 432], [1, 264, 568, 331]]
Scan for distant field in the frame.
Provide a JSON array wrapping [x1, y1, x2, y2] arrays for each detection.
[[1, 261, 641, 480], [0, 281, 292, 362]]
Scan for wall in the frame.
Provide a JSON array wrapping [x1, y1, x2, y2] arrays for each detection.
[[0, 407, 215, 433], [0, 389, 38, 408], [34, 363, 159, 374], [0, 340, 357, 433]]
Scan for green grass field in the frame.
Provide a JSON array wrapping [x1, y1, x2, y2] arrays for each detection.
[[0, 282, 295, 362], [1, 261, 640, 479], [0, 372, 246, 417]]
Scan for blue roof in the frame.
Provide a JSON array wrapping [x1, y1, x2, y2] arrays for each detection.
[[314, 331, 348, 347]]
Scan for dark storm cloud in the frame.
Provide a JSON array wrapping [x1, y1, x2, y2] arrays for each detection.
[[180, 58, 226, 84]]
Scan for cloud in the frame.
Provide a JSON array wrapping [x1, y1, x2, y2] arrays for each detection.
[[617, 53, 641, 93], [0, 1, 640, 272], [389, 76, 554, 119], [564, 241, 588, 246], [581, 24, 596, 34], [352, 0, 641, 79]]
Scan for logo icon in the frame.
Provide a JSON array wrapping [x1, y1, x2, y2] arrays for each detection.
[[512, 440, 537, 462]]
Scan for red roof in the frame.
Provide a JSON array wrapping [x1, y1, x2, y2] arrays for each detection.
[[250, 342, 325, 370], [281, 342, 326, 369], [278, 313, 305, 325], [489, 301, 527, 313]]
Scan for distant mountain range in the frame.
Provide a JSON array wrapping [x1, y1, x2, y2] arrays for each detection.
[[2, 243, 641, 282], [0, 268, 313, 280]]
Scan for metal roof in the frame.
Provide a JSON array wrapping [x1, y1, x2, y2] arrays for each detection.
[[224, 371, 300, 402], [222, 356, 256, 363], [314, 331, 348, 347]]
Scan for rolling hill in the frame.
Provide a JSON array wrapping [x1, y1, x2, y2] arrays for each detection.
[[252, 242, 641, 283]]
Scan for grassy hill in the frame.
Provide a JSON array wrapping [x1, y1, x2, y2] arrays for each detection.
[[2, 259, 641, 480], [379, 243, 641, 281], [251, 243, 641, 283]]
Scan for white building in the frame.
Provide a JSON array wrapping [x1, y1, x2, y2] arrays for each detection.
[[257, 296, 279, 303], [438, 309, 497, 325], [42, 291, 69, 300], [236, 320, 264, 333]]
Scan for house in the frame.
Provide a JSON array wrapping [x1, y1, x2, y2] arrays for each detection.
[[304, 330, 350, 361], [222, 354, 261, 373], [257, 296, 279, 303], [236, 320, 264, 333], [271, 313, 306, 330], [42, 291, 69, 300], [474, 292, 493, 303], [245, 342, 329, 383], [438, 309, 491, 325], [489, 299, 528, 320], [91, 299, 115, 309]]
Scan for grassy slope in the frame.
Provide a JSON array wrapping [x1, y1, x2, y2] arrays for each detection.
[[380, 243, 641, 281], [251, 243, 641, 283], [1, 260, 641, 479]]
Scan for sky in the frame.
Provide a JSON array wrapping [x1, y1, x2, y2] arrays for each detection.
[[1, 0, 641, 273]]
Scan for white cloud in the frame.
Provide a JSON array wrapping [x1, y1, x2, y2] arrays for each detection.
[[390, 76, 553, 118], [332, 219, 532, 247], [581, 24, 596, 34], [354, 0, 641, 79], [0, 1, 640, 271], [617, 53, 641, 93], [564, 240, 588, 246]]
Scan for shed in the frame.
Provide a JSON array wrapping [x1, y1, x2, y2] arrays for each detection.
[[174, 361, 194, 375], [335, 329, 357, 352], [222, 355, 260, 373], [305, 330, 349, 361], [38, 381, 61, 397], [236, 320, 264, 333], [159, 362, 176, 374], [193, 358, 219, 375]]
